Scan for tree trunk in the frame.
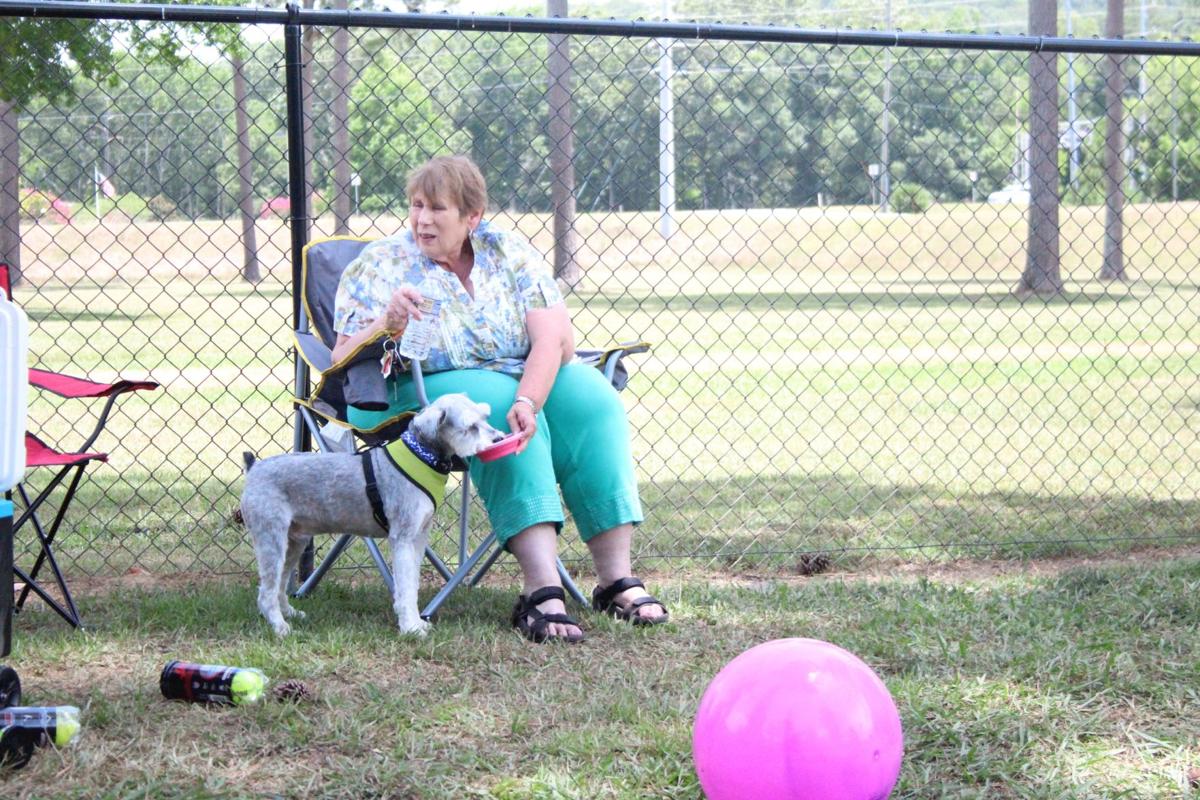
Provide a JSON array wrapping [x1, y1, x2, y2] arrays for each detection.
[[546, 0, 582, 290], [1017, 0, 1063, 296], [1100, 0, 1127, 281], [232, 52, 261, 283], [331, 0, 352, 236], [0, 100, 21, 286]]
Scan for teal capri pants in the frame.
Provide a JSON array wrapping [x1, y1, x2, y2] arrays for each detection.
[[347, 362, 643, 548]]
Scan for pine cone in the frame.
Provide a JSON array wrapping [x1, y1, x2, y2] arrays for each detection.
[[271, 679, 312, 703]]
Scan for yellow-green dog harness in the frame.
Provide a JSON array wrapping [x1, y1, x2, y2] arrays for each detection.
[[361, 430, 451, 530]]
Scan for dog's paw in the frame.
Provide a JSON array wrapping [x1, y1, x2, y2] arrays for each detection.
[[398, 618, 431, 637], [282, 605, 306, 620], [271, 620, 292, 637]]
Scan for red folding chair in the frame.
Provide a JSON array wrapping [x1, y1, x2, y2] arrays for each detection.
[[2, 264, 158, 630]]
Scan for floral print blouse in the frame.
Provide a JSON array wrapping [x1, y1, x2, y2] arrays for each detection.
[[332, 220, 564, 376]]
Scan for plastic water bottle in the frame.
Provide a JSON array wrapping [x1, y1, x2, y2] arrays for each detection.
[[0, 706, 81, 769], [160, 661, 268, 706], [398, 297, 442, 361]]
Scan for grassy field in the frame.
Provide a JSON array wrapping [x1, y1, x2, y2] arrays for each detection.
[[11, 201, 1199, 576], [0, 553, 1197, 797], [5, 202, 1199, 796]]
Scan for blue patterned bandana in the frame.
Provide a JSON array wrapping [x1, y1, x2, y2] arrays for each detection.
[[400, 429, 452, 473]]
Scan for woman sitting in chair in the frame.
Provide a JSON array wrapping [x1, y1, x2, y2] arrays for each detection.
[[329, 154, 668, 643]]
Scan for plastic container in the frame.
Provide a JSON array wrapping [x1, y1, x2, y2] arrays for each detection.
[[0, 289, 27, 494], [0, 666, 19, 708], [160, 661, 268, 706], [398, 297, 442, 361], [0, 706, 81, 769], [476, 432, 523, 463]]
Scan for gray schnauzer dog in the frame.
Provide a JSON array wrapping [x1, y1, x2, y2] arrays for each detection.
[[239, 393, 505, 637]]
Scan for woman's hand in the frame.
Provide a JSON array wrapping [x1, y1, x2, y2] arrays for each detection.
[[507, 399, 538, 454], [382, 286, 424, 335]]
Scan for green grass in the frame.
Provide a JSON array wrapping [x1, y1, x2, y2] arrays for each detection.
[[2, 554, 1198, 797], [14, 204, 1200, 576], [9, 200, 1200, 795]]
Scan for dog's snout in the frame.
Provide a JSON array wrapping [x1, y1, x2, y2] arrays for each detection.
[[491, 431, 506, 443]]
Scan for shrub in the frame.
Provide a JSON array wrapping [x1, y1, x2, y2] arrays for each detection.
[[20, 189, 50, 220], [148, 194, 178, 220], [111, 193, 152, 220], [75, 193, 154, 222], [359, 194, 395, 215], [890, 183, 934, 214], [20, 188, 71, 224]]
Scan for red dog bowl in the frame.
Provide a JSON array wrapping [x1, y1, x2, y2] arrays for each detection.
[[476, 433, 523, 462]]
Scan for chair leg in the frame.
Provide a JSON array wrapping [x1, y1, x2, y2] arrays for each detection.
[[557, 558, 588, 607], [424, 545, 452, 582], [291, 534, 355, 598], [362, 538, 394, 595], [1, 502, 13, 657], [13, 470, 85, 627], [467, 543, 504, 588], [421, 532, 498, 620], [291, 534, 397, 599], [12, 565, 81, 628], [297, 540, 315, 583]]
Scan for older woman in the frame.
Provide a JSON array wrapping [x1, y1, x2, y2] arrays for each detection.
[[330, 154, 667, 643]]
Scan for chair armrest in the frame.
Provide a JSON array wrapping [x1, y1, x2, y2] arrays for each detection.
[[575, 341, 651, 390], [29, 369, 158, 399], [28, 369, 158, 455], [293, 328, 396, 415], [294, 331, 334, 374]]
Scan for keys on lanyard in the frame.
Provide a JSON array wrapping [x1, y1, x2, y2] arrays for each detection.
[[380, 337, 399, 378]]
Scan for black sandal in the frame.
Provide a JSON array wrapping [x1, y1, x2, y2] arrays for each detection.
[[592, 577, 669, 626], [511, 586, 586, 643]]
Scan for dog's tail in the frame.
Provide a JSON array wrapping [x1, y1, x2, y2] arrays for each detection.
[[232, 452, 258, 527]]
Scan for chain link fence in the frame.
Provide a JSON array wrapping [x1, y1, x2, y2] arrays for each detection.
[[4, 3, 1199, 583]]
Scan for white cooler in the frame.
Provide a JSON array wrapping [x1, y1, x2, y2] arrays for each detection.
[[1, 286, 26, 656], [1, 287, 27, 493]]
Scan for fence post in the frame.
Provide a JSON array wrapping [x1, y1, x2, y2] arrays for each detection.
[[285, 2, 315, 577]]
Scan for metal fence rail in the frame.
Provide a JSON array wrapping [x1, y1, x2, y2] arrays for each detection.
[[2, 1, 1198, 582]]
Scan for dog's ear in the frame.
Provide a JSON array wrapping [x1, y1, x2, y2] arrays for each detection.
[[477, 402, 490, 417]]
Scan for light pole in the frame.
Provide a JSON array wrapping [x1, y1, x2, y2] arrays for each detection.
[[867, 163, 881, 206], [1136, 0, 1149, 194], [1171, 16, 1187, 202], [1065, 0, 1080, 188], [350, 172, 361, 215], [658, 0, 676, 238], [879, 0, 893, 213], [968, 170, 979, 203]]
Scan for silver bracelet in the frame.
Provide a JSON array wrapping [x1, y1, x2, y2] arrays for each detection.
[[513, 394, 538, 414]]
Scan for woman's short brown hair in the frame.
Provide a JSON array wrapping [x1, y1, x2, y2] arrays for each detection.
[[406, 155, 488, 217]]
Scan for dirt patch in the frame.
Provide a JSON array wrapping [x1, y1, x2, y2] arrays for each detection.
[[630, 541, 1200, 588], [36, 541, 1200, 605]]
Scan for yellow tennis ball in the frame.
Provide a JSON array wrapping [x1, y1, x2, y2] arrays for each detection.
[[229, 670, 266, 705], [51, 708, 80, 747]]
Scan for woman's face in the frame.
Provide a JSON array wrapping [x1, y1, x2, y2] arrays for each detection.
[[408, 191, 482, 266]]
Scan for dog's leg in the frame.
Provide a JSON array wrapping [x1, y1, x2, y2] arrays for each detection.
[[251, 520, 293, 637], [390, 519, 432, 636], [277, 534, 310, 622]]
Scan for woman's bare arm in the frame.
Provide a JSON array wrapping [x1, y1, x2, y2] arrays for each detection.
[[330, 287, 425, 363], [507, 303, 574, 450]]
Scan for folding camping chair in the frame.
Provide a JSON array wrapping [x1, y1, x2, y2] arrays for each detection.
[[1, 264, 158, 630], [291, 236, 649, 620]]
